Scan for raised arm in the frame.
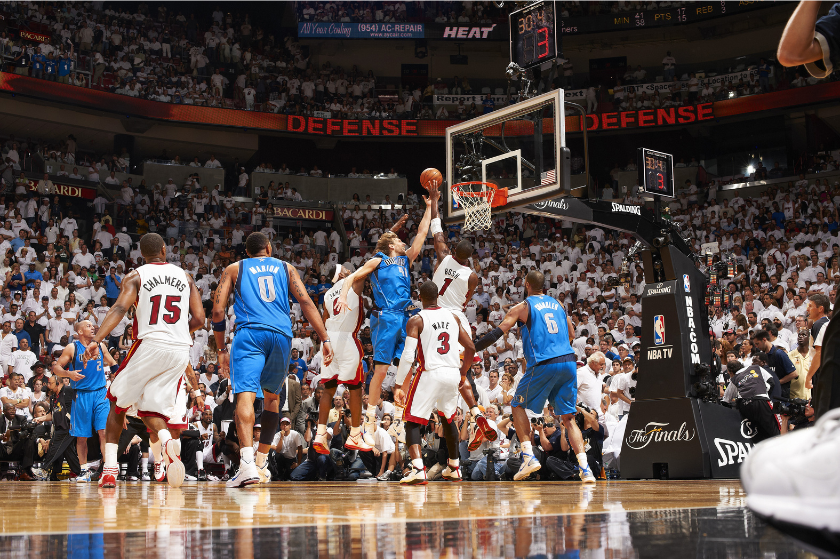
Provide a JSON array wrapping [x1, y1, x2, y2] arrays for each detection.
[[474, 301, 530, 352], [337, 257, 380, 313], [405, 185, 438, 263], [777, 1, 824, 67], [287, 262, 333, 367], [429, 182, 450, 263], [84, 270, 140, 361]]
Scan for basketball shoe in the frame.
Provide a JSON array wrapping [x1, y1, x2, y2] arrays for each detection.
[[257, 462, 271, 484], [514, 453, 541, 481], [741, 408, 840, 532], [154, 461, 166, 482], [579, 465, 597, 483], [75, 469, 92, 483], [345, 432, 373, 452], [98, 466, 118, 488], [474, 413, 498, 442], [400, 465, 427, 485], [312, 434, 330, 455], [467, 428, 485, 452], [441, 462, 462, 481], [227, 461, 260, 488], [163, 439, 185, 489]]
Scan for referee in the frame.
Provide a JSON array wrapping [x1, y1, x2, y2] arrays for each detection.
[[722, 358, 780, 442]]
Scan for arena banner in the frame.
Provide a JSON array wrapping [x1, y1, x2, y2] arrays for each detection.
[[433, 94, 508, 106], [563, 69, 761, 101], [3, 73, 840, 137], [272, 206, 333, 221], [425, 23, 506, 40], [297, 22, 424, 39], [25, 178, 97, 199], [19, 29, 51, 43]]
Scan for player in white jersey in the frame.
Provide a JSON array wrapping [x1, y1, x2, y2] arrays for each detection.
[[311, 264, 373, 454], [429, 194, 498, 449], [393, 281, 475, 484], [84, 233, 206, 489], [193, 407, 221, 481]]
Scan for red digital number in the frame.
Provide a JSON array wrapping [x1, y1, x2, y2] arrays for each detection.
[[148, 295, 182, 325], [438, 278, 453, 296], [437, 332, 450, 355], [537, 27, 549, 58], [657, 173, 665, 190]]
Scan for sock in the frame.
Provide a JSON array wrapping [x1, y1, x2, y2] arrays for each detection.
[[576, 452, 589, 470], [196, 450, 204, 470], [141, 457, 148, 472], [316, 424, 327, 437], [241, 446, 254, 465], [470, 406, 481, 418], [256, 451, 268, 468], [80, 462, 89, 471], [157, 429, 172, 451], [366, 404, 377, 421], [150, 439, 162, 464], [411, 458, 424, 470], [104, 443, 118, 468], [521, 441, 533, 455], [448, 458, 459, 468], [349, 425, 361, 437], [224, 456, 231, 471]]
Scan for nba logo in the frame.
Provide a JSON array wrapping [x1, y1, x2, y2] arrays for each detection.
[[683, 274, 691, 293], [653, 315, 665, 346]]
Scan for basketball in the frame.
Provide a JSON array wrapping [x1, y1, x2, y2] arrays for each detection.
[[420, 168, 443, 190]]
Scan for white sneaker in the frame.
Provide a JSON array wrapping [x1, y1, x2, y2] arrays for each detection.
[[377, 470, 392, 481], [75, 469, 91, 483], [257, 462, 271, 483], [399, 466, 427, 485], [441, 463, 462, 481], [362, 419, 376, 447], [742, 408, 840, 532], [226, 461, 260, 488], [141, 472, 151, 482], [345, 432, 373, 452], [154, 461, 166, 482], [163, 440, 185, 489], [184, 473, 197, 481], [579, 465, 597, 483], [514, 453, 541, 481]]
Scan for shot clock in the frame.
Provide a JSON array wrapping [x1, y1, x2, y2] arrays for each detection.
[[509, 1, 558, 69], [637, 148, 675, 198]]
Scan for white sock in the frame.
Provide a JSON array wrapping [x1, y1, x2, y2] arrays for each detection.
[[241, 446, 254, 465], [576, 452, 589, 470], [157, 429, 172, 450], [104, 443, 118, 468], [141, 457, 148, 472], [224, 456, 231, 470], [448, 458, 459, 468], [150, 439, 161, 464], [196, 450, 204, 470], [316, 424, 327, 437], [521, 441, 533, 455], [412, 458, 424, 470], [470, 406, 481, 418], [256, 451, 268, 468], [349, 425, 361, 437], [80, 462, 89, 471]]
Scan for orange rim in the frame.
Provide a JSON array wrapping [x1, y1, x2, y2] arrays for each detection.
[[451, 182, 508, 208]]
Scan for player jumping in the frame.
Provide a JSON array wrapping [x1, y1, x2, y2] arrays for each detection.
[[212, 232, 333, 488], [428, 192, 498, 450], [337, 184, 437, 440], [311, 264, 372, 454], [394, 281, 475, 484], [473, 270, 596, 483], [84, 233, 206, 489]]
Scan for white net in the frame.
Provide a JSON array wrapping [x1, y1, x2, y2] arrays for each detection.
[[451, 182, 496, 231]]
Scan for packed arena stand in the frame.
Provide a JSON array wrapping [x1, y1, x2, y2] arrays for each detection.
[[0, 114, 837, 480]]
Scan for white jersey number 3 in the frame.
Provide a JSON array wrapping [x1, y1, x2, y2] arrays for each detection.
[[258, 276, 276, 303], [544, 313, 559, 334]]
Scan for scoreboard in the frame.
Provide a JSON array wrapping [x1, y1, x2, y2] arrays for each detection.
[[509, 1, 558, 69], [638, 148, 675, 198]]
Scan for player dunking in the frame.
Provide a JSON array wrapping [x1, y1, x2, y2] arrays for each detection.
[[212, 232, 333, 488], [394, 281, 475, 484], [474, 270, 596, 483], [312, 264, 373, 454], [83, 233, 206, 489], [337, 184, 437, 439], [429, 186, 498, 450]]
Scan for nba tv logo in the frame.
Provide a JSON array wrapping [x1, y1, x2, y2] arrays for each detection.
[[654, 315, 665, 345], [683, 274, 691, 293]]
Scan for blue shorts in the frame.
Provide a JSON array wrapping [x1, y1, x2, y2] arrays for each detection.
[[70, 387, 109, 437], [231, 327, 292, 395], [512, 357, 578, 416], [371, 309, 407, 365]]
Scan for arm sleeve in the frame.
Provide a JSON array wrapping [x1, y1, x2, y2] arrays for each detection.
[[806, 4, 840, 78], [395, 336, 418, 386]]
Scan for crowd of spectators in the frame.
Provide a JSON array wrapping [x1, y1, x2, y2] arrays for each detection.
[[1, 126, 837, 481]]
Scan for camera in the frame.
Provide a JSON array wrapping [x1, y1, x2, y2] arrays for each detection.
[[574, 403, 591, 430], [773, 398, 808, 417], [530, 417, 543, 425]]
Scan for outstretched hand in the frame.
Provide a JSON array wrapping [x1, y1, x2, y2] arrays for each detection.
[[82, 341, 101, 364]]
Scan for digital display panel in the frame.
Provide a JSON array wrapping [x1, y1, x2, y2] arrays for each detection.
[[509, 1, 557, 69], [638, 148, 674, 198]]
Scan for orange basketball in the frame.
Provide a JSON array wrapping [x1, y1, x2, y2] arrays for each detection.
[[420, 168, 443, 190]]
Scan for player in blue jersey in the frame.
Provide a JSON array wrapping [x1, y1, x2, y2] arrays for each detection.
[[337, 185, 438, 437], [212, 232, 333, 488], [473, 270, 597, 483], [52, 320, 118, 482]]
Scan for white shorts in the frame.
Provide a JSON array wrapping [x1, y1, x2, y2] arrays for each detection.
[[404, 366, 461, 425], [107, 339, 191, 428], [202, 443, 223, 464], [321, 332, 364, 386], [445, 309, 470, 353]]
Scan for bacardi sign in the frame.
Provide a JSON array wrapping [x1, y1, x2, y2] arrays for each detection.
[[272, 207, 334, 221], [25, 179, 96, 200]]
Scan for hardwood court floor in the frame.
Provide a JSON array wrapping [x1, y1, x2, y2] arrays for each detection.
[[0, 479, 823, 558]]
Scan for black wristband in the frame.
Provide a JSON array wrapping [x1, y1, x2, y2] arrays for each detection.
[[475, 327, 504, 352]]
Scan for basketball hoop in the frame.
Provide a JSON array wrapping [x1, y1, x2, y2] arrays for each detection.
[[450, 182, 508, 231]]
